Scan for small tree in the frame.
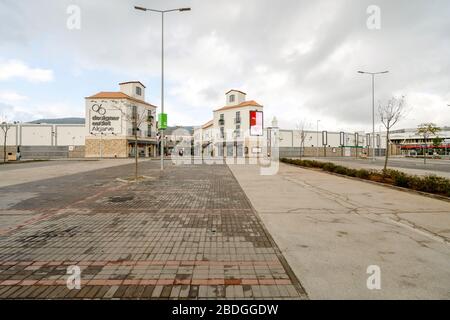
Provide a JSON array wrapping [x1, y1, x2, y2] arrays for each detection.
[[379, 96, 406, 173], [296, 120, 308, 159], [432, 136, 444, 154], [1, 117, 12, 163], [417, 123, 441, 164], [114, 102, 154, 181]]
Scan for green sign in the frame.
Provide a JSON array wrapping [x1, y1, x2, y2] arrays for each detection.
[[158, 113, 167, 130]]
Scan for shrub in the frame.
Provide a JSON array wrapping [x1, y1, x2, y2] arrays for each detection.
[[281, 158, 450, 197], [355, 169, 371, 180], [406, 175, 422, 191], [309, 160, 322, 168], [420, 175, 450, 196], [322, 163, 337, 172], [391, 171, 409, 188], [302, 160, 312, 167], [333, 165, 348, 175], [346, 168, 358, 177]]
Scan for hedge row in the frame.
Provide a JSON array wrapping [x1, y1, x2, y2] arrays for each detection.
[[281, 158, 450, 198]]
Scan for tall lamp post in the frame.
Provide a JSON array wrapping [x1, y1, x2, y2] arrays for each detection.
[[134, 5, 191, 170], [358, 70, 389, 162], [316, 120, 321, 157], [447, 105, 450, 158]]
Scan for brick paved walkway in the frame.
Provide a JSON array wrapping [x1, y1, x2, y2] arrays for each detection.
[[0, 161, 307, 299]]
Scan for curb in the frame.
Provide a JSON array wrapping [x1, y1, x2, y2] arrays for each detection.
[[281, 161, 450, 203]]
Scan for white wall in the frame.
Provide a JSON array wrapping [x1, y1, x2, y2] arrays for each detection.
[[279, 131, 293, 147], [21, 125, 53, 146], [0, 125, 18, 145], [56, 125, 85, 146], [278, 130, 387, 148], [1, 124, 86, 147]]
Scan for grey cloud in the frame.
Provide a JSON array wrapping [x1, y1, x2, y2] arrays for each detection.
[[0, 0, 449, 128]]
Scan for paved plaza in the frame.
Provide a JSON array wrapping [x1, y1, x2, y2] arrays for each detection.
[[0, 161, 306, 299]]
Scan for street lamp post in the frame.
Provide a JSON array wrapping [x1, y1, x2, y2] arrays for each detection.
[[316, 120, 321, 157], [135, 6, 191, 170], [358, 70, 389, 162]]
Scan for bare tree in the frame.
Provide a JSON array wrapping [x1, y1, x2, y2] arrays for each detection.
[[379, 96, 406, 173], [296, 120, 308, 159], [1, 116, 12, 163], [114, 101, 154, 181], [417, 123, 441, 164]]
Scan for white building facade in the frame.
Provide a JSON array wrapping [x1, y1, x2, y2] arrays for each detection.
[[389, 127, 450, 156], [194, 90, 265, 158], [84, 81, 158, 158]]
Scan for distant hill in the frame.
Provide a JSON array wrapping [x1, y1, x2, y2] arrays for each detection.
[[28, 117, 85, 124]]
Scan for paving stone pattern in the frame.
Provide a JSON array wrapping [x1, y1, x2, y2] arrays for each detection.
[[0, 161, 306, 299]]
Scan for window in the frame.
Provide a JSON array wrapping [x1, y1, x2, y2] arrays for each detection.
[[235, 111, 241, 124], [136, 86, 142, 96], [229, 94, 235, 103], [220, 127, 225, 139]]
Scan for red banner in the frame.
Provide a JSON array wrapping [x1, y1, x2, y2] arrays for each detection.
[[249, 111, 263, 136]]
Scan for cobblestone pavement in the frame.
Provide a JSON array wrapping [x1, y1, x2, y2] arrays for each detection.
[[0, 161, 307, 299]]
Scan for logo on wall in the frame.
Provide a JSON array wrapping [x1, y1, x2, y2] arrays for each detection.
[[92, 104, 106, 115], [90, 103, 121, 134]]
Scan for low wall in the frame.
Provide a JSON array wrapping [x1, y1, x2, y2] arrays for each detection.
[[68, 146, 85, 158], [20, 146, 68, 159], [279, 147, 387, 158], [85, 138, 128, 158], [0, 146, 18, 162]]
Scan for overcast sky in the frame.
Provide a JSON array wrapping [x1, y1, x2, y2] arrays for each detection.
[[0, 0, 449, 132]]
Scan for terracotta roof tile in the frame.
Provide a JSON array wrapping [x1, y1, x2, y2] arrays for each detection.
[[202, 120, 214, 129], [214, 100, 262, 112], [225, 89, 247, 95], [119, 81, 146, 88], [85, 91, 157, 108]]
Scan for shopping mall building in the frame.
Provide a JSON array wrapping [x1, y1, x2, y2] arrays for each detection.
[[84, 81, 158, 158]]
